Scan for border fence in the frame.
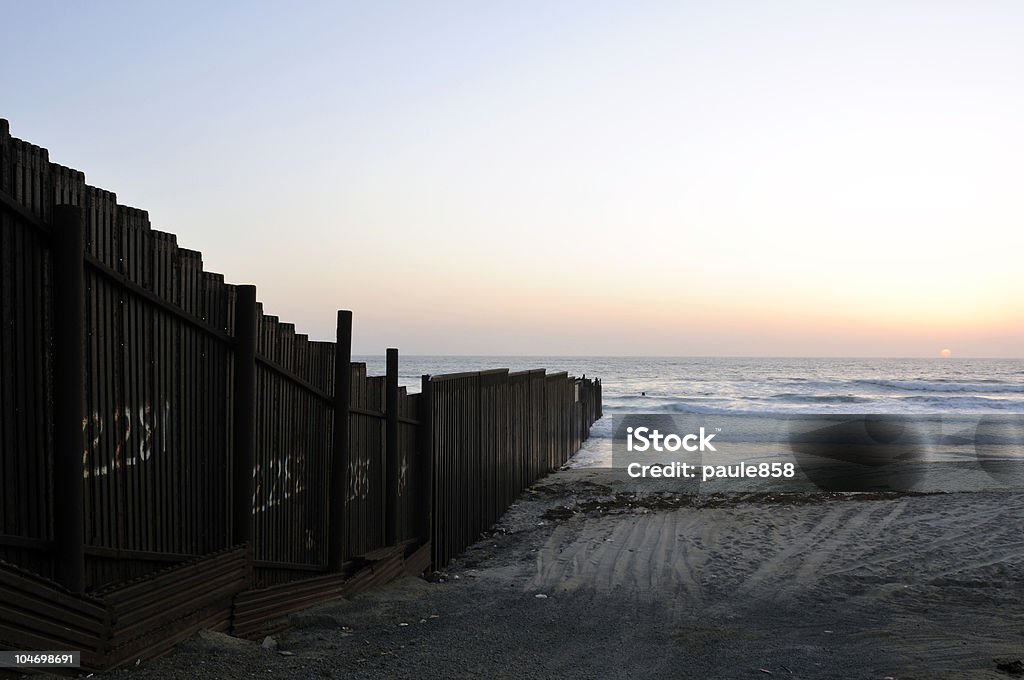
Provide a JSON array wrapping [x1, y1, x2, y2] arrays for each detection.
[[0, 120, 602, 670]]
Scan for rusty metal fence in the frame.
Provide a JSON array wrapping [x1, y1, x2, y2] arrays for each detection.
[[0, 119, 602, 669], [424, 369, 602, 566]]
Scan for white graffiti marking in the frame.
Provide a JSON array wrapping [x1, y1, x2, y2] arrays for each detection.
[[398, 458, 408, 498], [81, 400, 170, 478], [348, 457, 370, 502], [252, 452, 307, 514]]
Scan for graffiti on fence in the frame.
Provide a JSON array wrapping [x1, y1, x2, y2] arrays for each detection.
[[398, 458, 408, 498], [252, 452, 307, 514], [348, 456, 370, 502], [81, 400, 170, 478]]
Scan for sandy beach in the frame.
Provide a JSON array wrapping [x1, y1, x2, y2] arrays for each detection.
[[81, 468, 1024, 680]]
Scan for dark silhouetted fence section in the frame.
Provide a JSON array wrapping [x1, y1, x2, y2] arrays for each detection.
[[427, 369, 601, 567], [0, 123, 54, 580], [0, 120, 601, 670]]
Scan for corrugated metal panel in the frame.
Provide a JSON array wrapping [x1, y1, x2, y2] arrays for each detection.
[[428, 369, 602, 567], [0, 125, 54, 579]]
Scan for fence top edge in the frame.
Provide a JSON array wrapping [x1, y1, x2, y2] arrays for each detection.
[[430, 371, 480, 382], [509, 368, 549, 377]]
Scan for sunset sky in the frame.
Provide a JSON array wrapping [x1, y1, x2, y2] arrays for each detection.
[[3, 1, 1022, 356]]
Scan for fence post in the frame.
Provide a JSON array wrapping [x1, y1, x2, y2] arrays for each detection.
[[232, 285, 257, 550], [384, 348, 399, 547], [419, 375, 433, 557], [52, 205, 85, 594], [475, 372, 484, 541], [328, 310, 352, 570]]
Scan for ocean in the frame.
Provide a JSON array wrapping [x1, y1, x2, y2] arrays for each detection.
[[353, 356, 1024, 468]]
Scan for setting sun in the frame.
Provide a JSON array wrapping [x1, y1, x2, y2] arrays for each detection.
[[941, 348, 953, 358]]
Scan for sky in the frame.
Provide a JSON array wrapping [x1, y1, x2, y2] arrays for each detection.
[[3, 0, 1023, 356]]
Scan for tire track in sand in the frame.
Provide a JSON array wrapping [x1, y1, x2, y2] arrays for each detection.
[[527, 494, 1024, 620], [530, 510, 713, 606]]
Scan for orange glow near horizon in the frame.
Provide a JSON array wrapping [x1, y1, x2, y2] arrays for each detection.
[[265, 270, 1023, 356]]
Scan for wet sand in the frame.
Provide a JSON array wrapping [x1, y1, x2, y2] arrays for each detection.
[[97, 469, 1024, 679]]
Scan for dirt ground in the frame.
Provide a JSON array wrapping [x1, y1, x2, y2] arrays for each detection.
[[65, 469, 1024, 679]]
